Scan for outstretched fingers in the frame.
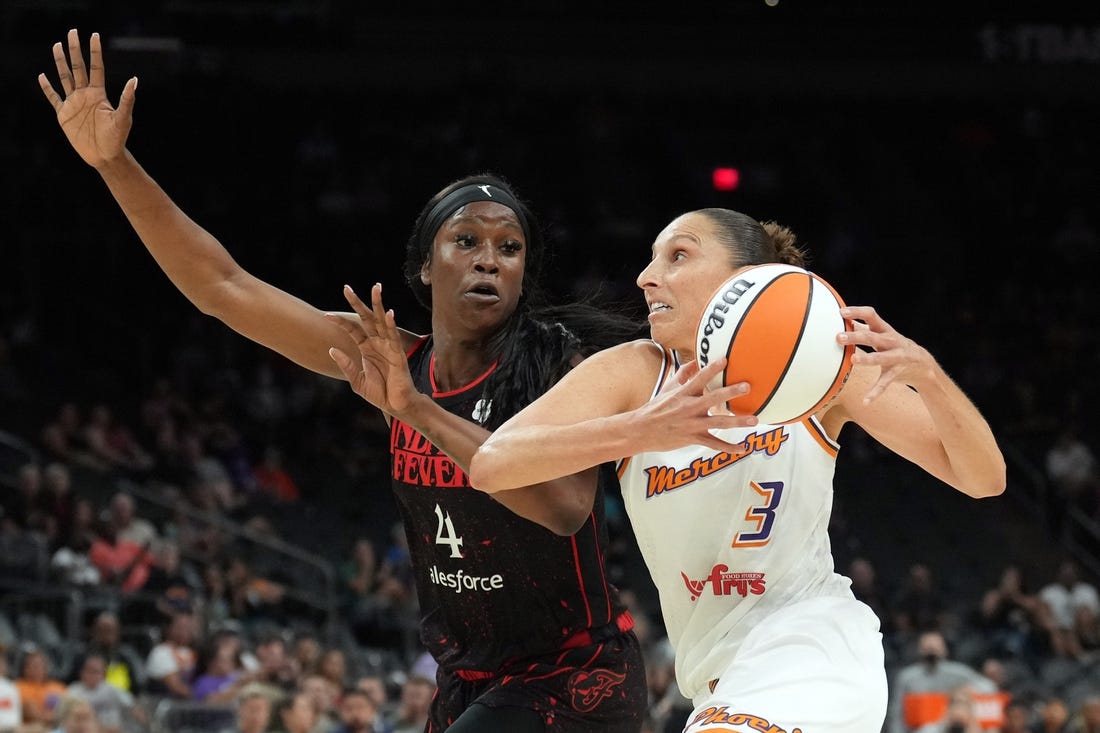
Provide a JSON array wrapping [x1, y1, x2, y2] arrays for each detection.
[[67, 28, 88, 89], [88, 32, 105, 88], [51, 41, 73, 97], [38, 73, 63, 113]]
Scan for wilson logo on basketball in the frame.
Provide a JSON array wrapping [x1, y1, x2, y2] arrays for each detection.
[[681, 565, 765, 601], [697, 275, 755, 368], [567, 668, 628, 713], [643, 428, 787, 498], [686, 706, 801, 733]]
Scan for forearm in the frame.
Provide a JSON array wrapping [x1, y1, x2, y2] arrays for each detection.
[[97, 150, 243, 314], [916, 364, 1006, 498], [470, 413, 635, 494], [400, 396, 601, 535]]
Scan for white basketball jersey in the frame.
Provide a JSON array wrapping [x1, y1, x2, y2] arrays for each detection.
[[616, 346, 854, 699]]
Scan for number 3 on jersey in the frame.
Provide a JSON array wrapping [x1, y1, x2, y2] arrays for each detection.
[[732, 480, 784, 548], [434, 504, 464, 558]]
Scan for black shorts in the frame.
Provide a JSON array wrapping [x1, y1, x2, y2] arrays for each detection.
[[430, 622, 647, 732]]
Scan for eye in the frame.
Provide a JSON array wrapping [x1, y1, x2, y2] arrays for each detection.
[[454, 233, 476, 247], [500, 240, 523, 254], [672, 250, 687, 261]]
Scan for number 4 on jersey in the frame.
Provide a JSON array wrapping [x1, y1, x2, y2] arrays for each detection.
[[434, 504, 464, 558]]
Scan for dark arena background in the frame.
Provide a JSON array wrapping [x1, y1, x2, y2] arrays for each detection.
[[1, 2, 1099, 732]]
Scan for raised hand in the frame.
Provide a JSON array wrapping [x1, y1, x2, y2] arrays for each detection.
[[839, 305, 935, 404], [38, 29, 136, 169], [327, 284, 422, 418]]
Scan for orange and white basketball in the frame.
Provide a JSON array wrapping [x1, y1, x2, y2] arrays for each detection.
[[696, 263, 855, 425]]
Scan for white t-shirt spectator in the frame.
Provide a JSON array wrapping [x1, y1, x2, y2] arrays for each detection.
[[0, 676, 21, 732], [146, 643, 196, 683], [1040, 581, 1100, 629]]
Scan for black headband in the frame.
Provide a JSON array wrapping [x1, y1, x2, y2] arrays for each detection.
[[418, 183, 530, 254]]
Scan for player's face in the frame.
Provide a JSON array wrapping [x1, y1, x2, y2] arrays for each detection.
[[422, 201, 526, 337], [637, 212, 742, 358]]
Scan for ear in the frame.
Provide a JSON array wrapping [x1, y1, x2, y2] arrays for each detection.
[[420, 262, 431, 285]]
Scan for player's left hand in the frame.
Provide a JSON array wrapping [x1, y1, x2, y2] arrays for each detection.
[[838, 305, 935, 403]]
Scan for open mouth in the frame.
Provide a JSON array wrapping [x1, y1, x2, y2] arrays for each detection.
[[466, 283, 501, 301]]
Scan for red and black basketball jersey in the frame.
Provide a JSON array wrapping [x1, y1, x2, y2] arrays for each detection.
[[389, 336, 628, 674]]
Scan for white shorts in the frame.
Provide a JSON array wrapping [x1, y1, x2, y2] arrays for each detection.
[[682, 596, 887, 733]]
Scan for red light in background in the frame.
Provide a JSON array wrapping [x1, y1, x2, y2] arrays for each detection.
[[712, 167, 740, 191]]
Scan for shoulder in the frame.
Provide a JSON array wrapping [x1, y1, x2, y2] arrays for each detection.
[[578, 339, 665, 371]]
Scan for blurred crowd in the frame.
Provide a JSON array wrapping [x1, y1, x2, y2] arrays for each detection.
[[3, 5, 1100, 732]]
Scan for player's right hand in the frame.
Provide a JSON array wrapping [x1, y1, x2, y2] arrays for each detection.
[[39, 29, 136, 169]]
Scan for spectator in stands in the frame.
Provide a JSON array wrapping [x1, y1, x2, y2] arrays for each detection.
[[144, 540, 203, 618], [290, 632, 322, 678], [315, 650, 348, 696], [83, 403, 155, 476], [191, 637, 249, 703], [352, 675, 389, 721], [50, 495, 102, 587], [298, 674, 339, 733], [88, 522, 153, 593], [0, 648, 22, 733], [887, 631, 996, 733], [144, 612, 197, 699], [1069, 696, 1100, 733], [271, 691, 317, 733], [386, 676, 433, 733], [39, 463, 75, 549], [252, 446, 301, 503], [331, 688, 383, 733], [13, 648, 66, 730], [1001, 700, 1033, 733], [892, 563, 952, 641], [1045, 427, 1100, 526], [84, 612, 145, 695], [54, 696, 99, 733], [6, 462, 44, 532], [200, 563, 232, 629], [226, 557, 287, 627], [65, 654, 138, 733], [913, 686, 984, 733], [246, 632, 297, 698], [40, 403, 106, 473], [234, 689, 272, 733], [1038, 698, 1071, 733], [1039, 560, 1100, 658], [976, 564, 1046, 660], [233, 686, 271, 730], [107, 493, 157, 550]]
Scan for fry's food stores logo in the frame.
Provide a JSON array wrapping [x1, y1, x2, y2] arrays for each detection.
[[682, 564, 765, 601]]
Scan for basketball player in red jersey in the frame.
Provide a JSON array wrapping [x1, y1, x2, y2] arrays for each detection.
[[467, 209, 1006, 732], [40, 30, 647, 732]]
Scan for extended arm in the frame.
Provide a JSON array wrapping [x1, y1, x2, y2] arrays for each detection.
[[39, 30, 414, 378], [822, 305, 1006, 498], [469, 342, 755, 493]]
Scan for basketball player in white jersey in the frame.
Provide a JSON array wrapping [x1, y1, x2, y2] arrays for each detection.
[[465, 208, 1006, 733]]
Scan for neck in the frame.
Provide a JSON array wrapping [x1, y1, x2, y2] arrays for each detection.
[[428, 331, 498, 393]]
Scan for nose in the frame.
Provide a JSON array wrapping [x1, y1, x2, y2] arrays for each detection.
[[473, 242, 500, 274], [636, 259, 659, 290]]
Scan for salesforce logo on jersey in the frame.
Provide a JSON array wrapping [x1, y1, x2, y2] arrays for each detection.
[[429, 565, 505, 595]]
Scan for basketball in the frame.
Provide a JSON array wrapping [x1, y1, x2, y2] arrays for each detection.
[[696, 263, 855, 425]]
